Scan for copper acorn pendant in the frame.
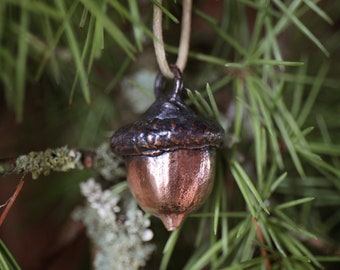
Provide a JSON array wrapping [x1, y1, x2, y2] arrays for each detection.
[[111, 66, 224, 231]]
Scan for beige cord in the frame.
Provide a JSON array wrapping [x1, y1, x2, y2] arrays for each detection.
[[153, 0, 192, 78]]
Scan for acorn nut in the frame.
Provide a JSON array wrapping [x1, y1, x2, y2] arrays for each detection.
[[111, 66, 224, 231]]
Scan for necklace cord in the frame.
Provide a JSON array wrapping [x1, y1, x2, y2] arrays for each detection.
[[153, 0, 192, 78]]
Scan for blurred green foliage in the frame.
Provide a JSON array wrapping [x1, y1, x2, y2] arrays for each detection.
[[1, 0, 340, 270]]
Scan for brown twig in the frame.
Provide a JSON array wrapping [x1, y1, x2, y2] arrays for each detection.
[[0, 175, 25, 227], [0, 144, 125, 187], [305, 236, 340, 257], [253, 217, 272, 270]]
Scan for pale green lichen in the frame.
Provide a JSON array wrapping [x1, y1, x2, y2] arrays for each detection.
[[14, 146, 82, 179], [94, 143, 125, 181], [72, 178, 155, 270], [12, 143, 124, 180]]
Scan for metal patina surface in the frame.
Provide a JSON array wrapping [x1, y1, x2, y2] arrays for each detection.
[[111, 66, 224, 230]]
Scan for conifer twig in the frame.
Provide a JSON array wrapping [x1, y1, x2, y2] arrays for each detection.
[[0, 144, 125, 180], [0, 175, 25, 227], [253, 217, 271, 270]]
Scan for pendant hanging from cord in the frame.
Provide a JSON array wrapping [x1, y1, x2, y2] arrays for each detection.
[[110, 1, 224, 231]]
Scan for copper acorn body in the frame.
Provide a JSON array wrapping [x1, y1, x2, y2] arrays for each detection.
[[111, 67, 224, 231]]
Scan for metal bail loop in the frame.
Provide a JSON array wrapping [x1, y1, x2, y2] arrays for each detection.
[[169, 65, 183, 101], [154, 65, 183, 101]]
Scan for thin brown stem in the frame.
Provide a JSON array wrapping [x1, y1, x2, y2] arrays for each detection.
[[0, 175, 25, 227], [253, 217, 272, 270]]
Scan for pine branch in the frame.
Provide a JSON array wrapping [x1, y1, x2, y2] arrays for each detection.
[[1, 0, 340, 269]]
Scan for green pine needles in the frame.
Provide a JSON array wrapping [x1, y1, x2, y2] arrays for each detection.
[[1, 0, 340, 270]]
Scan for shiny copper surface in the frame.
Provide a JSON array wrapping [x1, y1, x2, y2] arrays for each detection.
[[111, 67, 224, 230], [126, 148, 216, 231]]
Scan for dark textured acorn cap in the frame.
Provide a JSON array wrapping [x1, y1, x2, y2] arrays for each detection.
[[111, 67, 224, 156]]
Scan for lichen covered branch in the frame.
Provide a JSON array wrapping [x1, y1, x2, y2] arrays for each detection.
[[0, 143, 125, 180]]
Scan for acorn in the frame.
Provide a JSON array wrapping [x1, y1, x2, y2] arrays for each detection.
[[111, 66, 224, 231]]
